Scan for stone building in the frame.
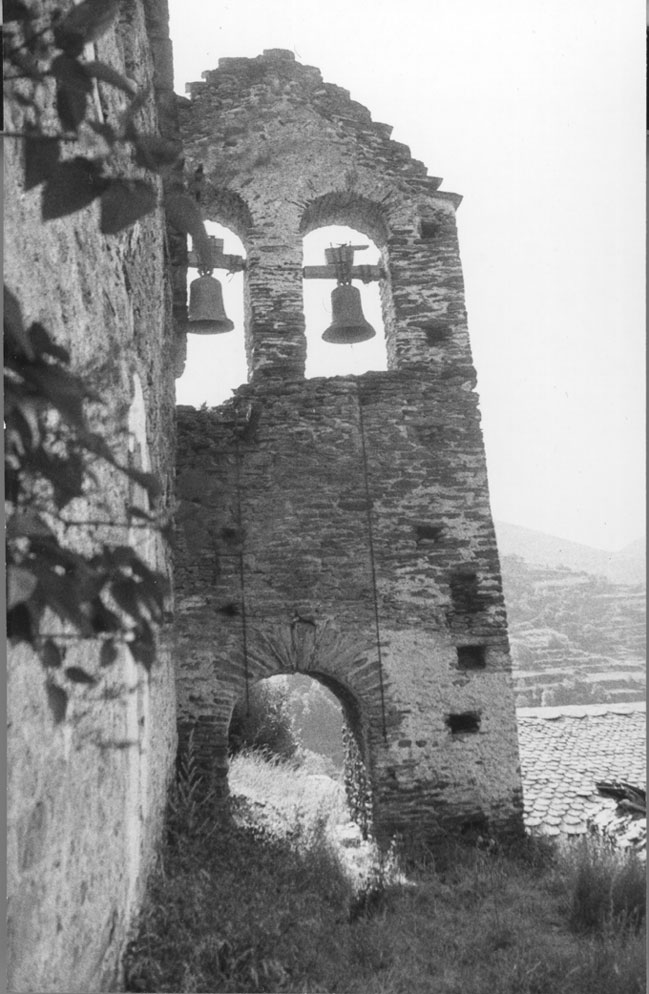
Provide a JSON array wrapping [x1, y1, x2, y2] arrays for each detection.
[[174, 50, 524, 844], [5, 2, 178, 990]]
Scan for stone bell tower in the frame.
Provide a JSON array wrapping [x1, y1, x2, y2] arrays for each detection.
[[173, 49, 524, 845]]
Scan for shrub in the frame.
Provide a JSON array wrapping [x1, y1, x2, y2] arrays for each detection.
[[228, 680, 299, 761], [564, 837, 646, 933]]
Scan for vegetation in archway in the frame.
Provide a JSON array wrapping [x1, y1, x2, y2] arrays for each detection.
[[228, 680, 299, 761]]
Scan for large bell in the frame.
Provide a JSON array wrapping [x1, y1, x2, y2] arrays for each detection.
[[322, 284, 376, 344], [187, 274, 234, 334]]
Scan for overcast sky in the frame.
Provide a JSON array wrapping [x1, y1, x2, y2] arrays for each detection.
[[169, 0, 645, 552]]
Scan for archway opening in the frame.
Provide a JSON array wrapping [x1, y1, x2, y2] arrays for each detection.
[[227, 672, 373, 838], [303, 225, 387, 379], [175, 220, 247, 407]]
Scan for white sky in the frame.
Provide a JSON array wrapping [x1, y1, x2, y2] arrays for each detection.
[[169, 0, 645, 552]]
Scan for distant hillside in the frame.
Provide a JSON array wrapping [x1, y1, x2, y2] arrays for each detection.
[[494, 521, 646, 586], [495, 523, 645, 707]]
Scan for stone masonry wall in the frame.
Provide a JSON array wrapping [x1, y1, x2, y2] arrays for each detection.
[[174, 51, 523, 845], [6, 3, 178, 990]]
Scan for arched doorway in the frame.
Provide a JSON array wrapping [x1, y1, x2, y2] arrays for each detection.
[[226, 665, 374, 839]]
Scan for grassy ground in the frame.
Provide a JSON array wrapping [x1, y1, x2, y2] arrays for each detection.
[[124, 750, 646, 994]]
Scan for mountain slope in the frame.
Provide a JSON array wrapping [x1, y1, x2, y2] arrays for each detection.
[[495, 523, 645, 707], [494, 521, 646, 585]]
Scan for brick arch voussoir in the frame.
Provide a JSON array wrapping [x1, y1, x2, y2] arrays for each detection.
[[232, 619, 384, 729]]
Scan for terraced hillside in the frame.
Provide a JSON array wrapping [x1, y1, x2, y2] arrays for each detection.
[[501, 552, 645, 707]]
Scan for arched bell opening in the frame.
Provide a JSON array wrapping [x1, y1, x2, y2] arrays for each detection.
[[302, 225, 387, 379], [225, 670, 374, 839], [175, 220, 248, 407]]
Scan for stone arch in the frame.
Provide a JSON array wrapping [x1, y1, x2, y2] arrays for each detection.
[[299, 191, 391, 250], [233, 620, 385, 756], [178, 620, 388, 821], [225, 619, 384, 829], [199, 187, 253, 248]]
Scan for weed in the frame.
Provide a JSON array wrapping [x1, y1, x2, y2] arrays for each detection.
[[125, 751, 646, 994], [563, 837, 646, 933]]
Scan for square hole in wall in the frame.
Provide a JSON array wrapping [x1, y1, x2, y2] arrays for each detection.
[[419, 220, 440, 240], [414, 523, 444, 544], [456, 645, 486, 669], [450, 569, 481, 612], [415, 319, 450, 344], [446, 711, 481, 734]]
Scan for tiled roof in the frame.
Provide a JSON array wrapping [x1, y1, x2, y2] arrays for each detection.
[[516, 702, 646, 837]]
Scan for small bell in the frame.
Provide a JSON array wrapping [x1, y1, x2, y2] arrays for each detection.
[[187, 274, 234, 334], [322, 284, 375, 344]]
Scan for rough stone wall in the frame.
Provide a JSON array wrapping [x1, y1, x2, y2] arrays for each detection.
[[174, 50, 523, 844], [6, 3, 177, 990]]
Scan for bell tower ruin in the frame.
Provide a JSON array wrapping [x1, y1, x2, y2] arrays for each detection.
[[173, 49, 524, 844]]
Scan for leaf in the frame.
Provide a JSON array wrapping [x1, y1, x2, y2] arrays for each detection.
[[6, 510, 54, 540], [51, 54, 93, 132], [7, 603, 36, 643], [164, 192, 212, 264], [3, 286, 33, 360], [110, 578, 142, 621], [76, 428, 116, 463], [4, 1, 31, 22], [129, 620, 156, 670], [100, 640, 119, 667], [20, 361, 87, 428], [34, 568, 94, 635], [54, 0, 120, 56], [46, 683, 68, 723], [42, 157, 108, 221], [89, 598, 121, 635], [100, 180, 157, 234], [64, 666, 97, 685], [121, 84, 152, 133], [28, 447, 85, 509], [24, 136, 61, 190], [41, 639, 64, 669], [83, 60, 136, 95], [133, 135, 183, 172], [126, 467, 162, 499], [7, 566, 38, 610], [28, 322, 72, 364]]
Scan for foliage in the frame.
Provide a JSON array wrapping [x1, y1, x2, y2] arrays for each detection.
[[343, 723, 373, 840], [563, 837, 646, 933], [228, 748, 348, 836], [4, 1, 214, 676], [284, 673, 345, 768], [166, 730, 219, 844], [5, 287, 168, 673], [228, 680, 299, 761], [4, 0, 212, 253], [125, 751, 646, 994]]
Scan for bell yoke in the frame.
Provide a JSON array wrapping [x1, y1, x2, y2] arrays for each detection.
[[187, 234, 379, 345]]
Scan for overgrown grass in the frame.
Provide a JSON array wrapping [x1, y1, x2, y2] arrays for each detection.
[[562, 836, 646, 933], [124, 750, 646, 994]]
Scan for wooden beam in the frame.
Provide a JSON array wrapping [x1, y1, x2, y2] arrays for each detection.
[[302, 264, 384, 281], [187, 250, 246, 272]]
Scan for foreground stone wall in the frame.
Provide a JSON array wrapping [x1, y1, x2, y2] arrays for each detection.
[[6, 3, 177, 990], [175, 50, 523, 844]]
